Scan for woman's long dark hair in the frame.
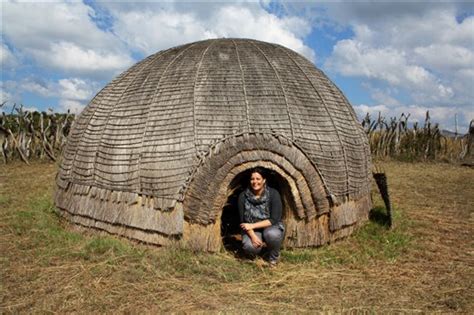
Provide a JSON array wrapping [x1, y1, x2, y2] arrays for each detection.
[[249, 167, 266, 181]]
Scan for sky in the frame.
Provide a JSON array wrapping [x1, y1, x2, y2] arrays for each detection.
[[1, 1, 473, 132]]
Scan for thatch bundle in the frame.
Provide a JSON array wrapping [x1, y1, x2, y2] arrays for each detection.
[[55, 39, 372, 251]]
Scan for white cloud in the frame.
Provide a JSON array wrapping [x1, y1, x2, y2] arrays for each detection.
[[21, 78, 56, 98], [322, 3, 474, 131], [389, 10, 474, 50], [22, 106, 40, 113], [59, 78, 95, 101], [326, 39, 454, 103], [19, 77, 96, 100], [109, 3, 315, 61], [1, 76, 97, 115], [57, 78, 97, 115], [41, 77, 95, 114], [414, 44, 474, 72], [112, 9, 214, 55], [58, 99, 86, 114], [367, 87, 401, 107], [2, 1, 133, 76], [325, 4, 473, 126], [0, 81, 22, 107], [29, 42, 133, 75], [0, 88, 13, 105], [212, 6, 315, 61], [452, 68, 474, 101], [1, 43, 17, 68]]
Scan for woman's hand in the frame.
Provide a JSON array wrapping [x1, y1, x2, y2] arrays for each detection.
[[250, 235, 263, 248], [240, 223, 254, 232], [242, 225, 263, 248]]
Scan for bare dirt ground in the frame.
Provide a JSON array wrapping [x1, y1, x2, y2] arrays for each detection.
[[0, 161, 472, 313]]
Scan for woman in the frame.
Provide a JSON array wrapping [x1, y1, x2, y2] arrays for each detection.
[[238, 167, 285, 265]]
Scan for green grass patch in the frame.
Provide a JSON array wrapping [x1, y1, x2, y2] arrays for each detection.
[[314, 246, 352, 266], [352, 206, 412, 262], [7, 192, 149, 267], [281, 249, 315, 264], [7, 194, 84, 262], [303, 206, 413, 267], [83, 237, 131, 257], [0, 194, 12, 206], [11, 195, 58, 234]]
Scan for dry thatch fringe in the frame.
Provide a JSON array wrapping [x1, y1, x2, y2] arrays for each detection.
[[0, 103, 74, 164]]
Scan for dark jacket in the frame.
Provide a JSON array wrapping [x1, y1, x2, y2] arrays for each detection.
[[238, 186, 282, 226]]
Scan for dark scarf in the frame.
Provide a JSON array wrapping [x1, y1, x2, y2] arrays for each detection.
[[243, 186, 270, 223]]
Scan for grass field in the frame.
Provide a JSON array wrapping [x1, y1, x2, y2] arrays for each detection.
[[1, 161, 473, 313]]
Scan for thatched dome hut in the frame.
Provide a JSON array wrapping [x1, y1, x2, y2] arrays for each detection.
[[55, 38, 372, 251]]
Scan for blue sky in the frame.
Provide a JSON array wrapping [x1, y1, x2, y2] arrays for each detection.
[[1, 1, 473, 132]]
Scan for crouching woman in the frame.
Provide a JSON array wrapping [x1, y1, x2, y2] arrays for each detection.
[[238, 167, 285, 265]]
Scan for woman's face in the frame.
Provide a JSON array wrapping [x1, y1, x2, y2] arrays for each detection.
[[250, 172, 266, 193]]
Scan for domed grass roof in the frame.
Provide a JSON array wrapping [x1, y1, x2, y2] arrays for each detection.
[[57, 38, 370, 214]]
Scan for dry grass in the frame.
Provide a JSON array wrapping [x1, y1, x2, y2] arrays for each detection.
[[1, 161, 473, 313]]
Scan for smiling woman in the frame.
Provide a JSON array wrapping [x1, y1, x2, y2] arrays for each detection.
[[54, 38, 372, 251], [238, 167, 285, 265]]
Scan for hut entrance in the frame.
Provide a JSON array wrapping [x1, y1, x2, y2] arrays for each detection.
[[221, 168, 295, 252]]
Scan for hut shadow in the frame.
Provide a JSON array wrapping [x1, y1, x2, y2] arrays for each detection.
[[221, 198, 261, 260], [372, 172, 393, 228], [222, 235, 247, 259], [369, 206, 392, 227], [221, 190, 246, 258]]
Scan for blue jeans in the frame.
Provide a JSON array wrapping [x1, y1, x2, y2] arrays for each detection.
[[242, 225, 284, 261]]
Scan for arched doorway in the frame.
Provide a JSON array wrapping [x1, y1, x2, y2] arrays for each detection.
[[183, 133, 331, 251], [220, 167, 297, 253]]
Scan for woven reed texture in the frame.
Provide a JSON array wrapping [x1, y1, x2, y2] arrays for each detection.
[[183, 133, 330, 225], [57, 38, 371, 213]]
